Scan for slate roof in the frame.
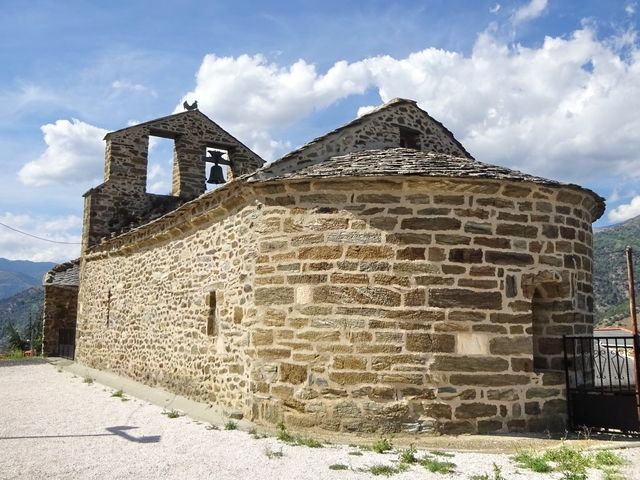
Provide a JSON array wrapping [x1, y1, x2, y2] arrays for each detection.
[[250, 148, 605, 218], [43, 259, 80, 287]]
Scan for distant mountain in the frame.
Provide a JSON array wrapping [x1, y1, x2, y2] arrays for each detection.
[[0, 258, 55, 300], [593, 215, 640, 325], [0, 286, 44, 351]]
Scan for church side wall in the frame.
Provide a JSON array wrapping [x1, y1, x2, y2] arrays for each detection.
[[75, 183, 260, 413], [249, 177, 597, 434]]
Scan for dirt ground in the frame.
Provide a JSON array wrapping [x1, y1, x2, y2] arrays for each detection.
[[1, 360, 638, 480]]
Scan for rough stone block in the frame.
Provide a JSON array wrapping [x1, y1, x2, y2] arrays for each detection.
[[255, 287, 294, 305], [406, 333, 455, 353], [329, 371, 377, 385], [429, 289, 502, 310], [432, 355, 509, 372], [401, 217, 462, 231], [280, 363, 308, 384], [455, 403, 498, 419]]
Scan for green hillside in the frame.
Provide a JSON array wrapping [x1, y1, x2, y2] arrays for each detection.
[[593, 216, 640, 325], [0, 286, 44, 352]]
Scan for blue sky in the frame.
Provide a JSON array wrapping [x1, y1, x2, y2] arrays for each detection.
[[1, 0, 639, 261]]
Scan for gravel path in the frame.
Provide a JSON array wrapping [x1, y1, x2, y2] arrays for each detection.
[[1, 362, 638, 480]]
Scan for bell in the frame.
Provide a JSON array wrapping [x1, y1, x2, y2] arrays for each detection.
[[206, 164, 226, 184]]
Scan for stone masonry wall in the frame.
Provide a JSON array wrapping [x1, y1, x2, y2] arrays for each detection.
[[248, 177, 597, 434], [82, 110, 263, 250], [76, 175, 599, 434], [256, 100, 471, 179], [42, 285, 78, 356], [76, 182, 259, 412]]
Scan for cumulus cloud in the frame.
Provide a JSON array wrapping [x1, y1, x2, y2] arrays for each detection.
[[512, 0, 548, 25], [18, 119, 107, 187], [179, 26, 640, 188], [178, 54, 370, 159], [0, 212, 81, 262], [608, 196, 640, 223]]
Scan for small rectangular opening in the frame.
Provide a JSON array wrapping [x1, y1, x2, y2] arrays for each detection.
[[399, 127, 421, 150], [146, 136, 174, 194], [206, 291, 217, 336]]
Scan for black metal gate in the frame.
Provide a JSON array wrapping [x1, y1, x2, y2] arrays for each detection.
[[564, 335, 640, 432], [58, 328, 75, 360]]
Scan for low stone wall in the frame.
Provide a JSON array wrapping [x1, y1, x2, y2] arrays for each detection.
[[76, 174, 598, 434]]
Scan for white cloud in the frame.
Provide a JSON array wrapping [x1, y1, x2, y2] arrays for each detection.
[[609, 196, 640, 223], [18, 119, 108, 187], [490, 4, 501, 14], [512, 0, 548, 25], [626, 3, 636, 16], [179, 26, 640, 188], [177, 54, 371, 159], [111, 80, 157, 97], [0, 212, 81, 262]]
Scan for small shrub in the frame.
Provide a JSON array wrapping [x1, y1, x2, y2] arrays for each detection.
[[470, 464, 505, 480], [111, 389, 124, 398], [348, 450, 363, 456], [275, 422, 322, 447], [328, 463, 349, 471], [297, 436, 323, 448], [224, 420, 238, 430], [420, 456, 456, 474], [593, 450, 626, 467], [372, 437, 393, 454], [162, 409, 181, 419], [513, 450, 552, 473], [368, 464, 397, 476], [276, 422, 294, 442], [82, 376, 94, 385], [399, 445, 418, 464]]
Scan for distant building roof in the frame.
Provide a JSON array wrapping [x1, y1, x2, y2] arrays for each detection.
[[43, 259, 80, 287], [593, 326, 634, 337]]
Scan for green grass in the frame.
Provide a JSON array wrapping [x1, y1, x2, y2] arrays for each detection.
[[367, 464, 398, 476], [275, 423, 323, 448], [328, 463, 349, 471], [371, 437, 393, 454], [470, 463, 505, 480], [162, 409, 181, 419], [82, 376, 94, 385], [513, 450, 552, 473], [593, 450, 626, 467], [398, 445, 418, 464], [420, 456, 456, 474], [111, 389, 124, 398], [429, 450, 455, 458], [513, 446, 628, 480], [224, 420, 238, 430]]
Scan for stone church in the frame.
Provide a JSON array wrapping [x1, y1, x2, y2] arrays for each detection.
[[42, 98, 604, 434]]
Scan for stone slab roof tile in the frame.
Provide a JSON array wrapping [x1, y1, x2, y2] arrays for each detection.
[[250, 148, 605, 218], [43, 259, 80, 287]]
